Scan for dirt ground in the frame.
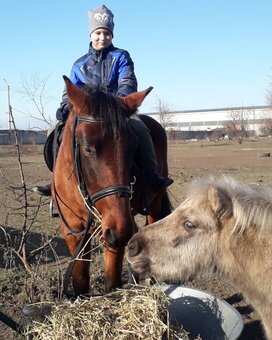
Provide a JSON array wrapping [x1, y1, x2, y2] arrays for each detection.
[[0, 137, 272, 339]]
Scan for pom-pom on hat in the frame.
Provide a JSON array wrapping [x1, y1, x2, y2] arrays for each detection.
[[88, 5, 114, 36]]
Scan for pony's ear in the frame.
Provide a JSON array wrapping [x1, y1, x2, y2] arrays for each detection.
[[207, 186, 231, 219], [120, 87, 153, 112], [63, 76, 87, 113]]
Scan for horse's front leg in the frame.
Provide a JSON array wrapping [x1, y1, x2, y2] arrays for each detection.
[[62, 228, 91, 296], [103, 246, 124, 292], [71, 255, 90, 296]]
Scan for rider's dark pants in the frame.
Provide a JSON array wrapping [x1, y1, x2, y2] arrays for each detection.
[[128, 117, 159, 179]]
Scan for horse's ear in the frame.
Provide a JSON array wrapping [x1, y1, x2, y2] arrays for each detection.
[[63, 76, 87, 112], [207, 186, 231, 219], [120, 87, 153, 112]]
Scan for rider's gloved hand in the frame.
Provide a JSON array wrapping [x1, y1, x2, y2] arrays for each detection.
[[56, 103, 70, 121]]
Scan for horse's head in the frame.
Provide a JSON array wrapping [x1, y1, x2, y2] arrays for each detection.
[[63, 76, 152, 249]]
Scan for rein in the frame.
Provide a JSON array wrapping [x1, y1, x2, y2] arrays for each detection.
[[0, 311, 25, 336], [55, 114, 134, 295], [72, 115, 132, 209]]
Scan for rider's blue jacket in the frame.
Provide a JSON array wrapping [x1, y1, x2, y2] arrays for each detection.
[[56, 43, 138, 120]]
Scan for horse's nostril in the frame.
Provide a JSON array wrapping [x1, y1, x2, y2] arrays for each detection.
[[104, 227, 131, 248], [128, 239, 140, 257]]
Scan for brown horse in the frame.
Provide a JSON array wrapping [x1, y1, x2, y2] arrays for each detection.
[[126, 175, 272, 339], [52, 77, 172, 295]]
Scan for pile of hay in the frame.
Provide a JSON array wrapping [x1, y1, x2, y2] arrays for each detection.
[[28, 286, 189, 339]]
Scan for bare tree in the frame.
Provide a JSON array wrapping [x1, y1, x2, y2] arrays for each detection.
[[224, 108, 250, 144], [267, 91, 272, 106], [0, 106, 58, 282], [259, 117, 272, 136], [18, 72, 55, 128], [209, 128, 228, 142], [154, 97, 173, 130], [260, 72, 272, 135]]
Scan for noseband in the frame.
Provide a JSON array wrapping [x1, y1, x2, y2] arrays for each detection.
[[73, 115, 132, 211], [55, 114, 134, 294]]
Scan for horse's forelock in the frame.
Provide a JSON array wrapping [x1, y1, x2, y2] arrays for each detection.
[[82, 85, 128, 138]]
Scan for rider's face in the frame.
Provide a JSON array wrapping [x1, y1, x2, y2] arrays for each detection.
[[91, 28, 112, 50]]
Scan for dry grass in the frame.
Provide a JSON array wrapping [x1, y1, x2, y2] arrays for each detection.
[[26, 286, 189, 340]]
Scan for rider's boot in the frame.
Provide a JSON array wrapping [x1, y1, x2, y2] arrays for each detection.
[[33, 183, 51, 196], [129, 118, 174, 192]]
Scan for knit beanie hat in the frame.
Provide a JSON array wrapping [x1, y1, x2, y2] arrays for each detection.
[[88, 5, 114, 36]]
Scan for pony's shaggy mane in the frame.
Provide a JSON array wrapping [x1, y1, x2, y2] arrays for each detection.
[[189, 175, 272, 234], [82, 85, 130, 138]]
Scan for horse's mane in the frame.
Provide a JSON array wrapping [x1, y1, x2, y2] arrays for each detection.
[[82, 85, 129, 138], [189, 175, 272, 234]]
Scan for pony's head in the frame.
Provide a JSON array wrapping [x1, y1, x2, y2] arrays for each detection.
[[127, 175, 272, 282]]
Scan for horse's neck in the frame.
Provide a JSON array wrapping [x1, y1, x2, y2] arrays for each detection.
[[218, 226, 272, 298]]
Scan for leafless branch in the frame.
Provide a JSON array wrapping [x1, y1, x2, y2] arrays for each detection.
[[153, 97, 173, 129], [223, 108, 250, 144], [18, 72, 55, 127], [0, 104, 57, 278]]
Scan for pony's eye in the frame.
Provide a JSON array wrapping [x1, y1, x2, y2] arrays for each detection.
[[83, 146, 96, 156], [184, 220, 196, 229]]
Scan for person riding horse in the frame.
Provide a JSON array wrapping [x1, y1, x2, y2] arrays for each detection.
[[33, 5, 173, 196]]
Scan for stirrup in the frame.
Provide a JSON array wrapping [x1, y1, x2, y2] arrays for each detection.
[[49, 199, 59, 218]]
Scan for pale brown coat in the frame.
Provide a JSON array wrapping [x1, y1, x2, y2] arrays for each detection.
[[127, 176, 272, 339]]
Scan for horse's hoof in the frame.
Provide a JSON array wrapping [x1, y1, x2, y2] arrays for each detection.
[[122, 283, 135, 290]]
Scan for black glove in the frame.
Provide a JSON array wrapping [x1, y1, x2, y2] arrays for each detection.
[[56, 103, 70, 121]]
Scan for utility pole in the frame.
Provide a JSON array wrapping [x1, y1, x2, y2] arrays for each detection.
[[4, 79, 12, 131]]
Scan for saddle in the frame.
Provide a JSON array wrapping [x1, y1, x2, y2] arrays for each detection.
[[44, 122, 65, 172]]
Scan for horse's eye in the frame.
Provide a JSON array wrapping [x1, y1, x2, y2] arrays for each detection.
[[83, 146, 96, 156], [184, 220, 196, 229]]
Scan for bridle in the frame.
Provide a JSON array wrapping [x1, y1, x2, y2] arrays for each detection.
[[72, 115, 132, 210], [54, 114, 135, 236], [54, 114, 135, 295]]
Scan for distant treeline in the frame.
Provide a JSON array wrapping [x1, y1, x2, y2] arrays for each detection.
[[168, 130, 212, 140], [0, 130, 47, 145], [167, 129, 253, 141], [0, 128, 253, 145], [1, 129, 214, 145]]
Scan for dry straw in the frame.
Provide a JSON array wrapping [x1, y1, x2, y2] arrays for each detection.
[[28, 286, 189, 339]]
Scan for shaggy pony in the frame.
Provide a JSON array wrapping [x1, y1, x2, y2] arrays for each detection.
[[127, 176, 272, 339]]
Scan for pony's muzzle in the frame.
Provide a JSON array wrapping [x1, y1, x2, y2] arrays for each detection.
[[126, 236, 150, 274], [127, 235, 146, 257]]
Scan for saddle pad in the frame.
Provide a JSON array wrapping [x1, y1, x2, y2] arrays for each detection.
[[43, 128, 54, 172]]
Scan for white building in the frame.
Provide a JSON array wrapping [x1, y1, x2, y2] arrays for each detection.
[[144, 105, 272, 134]]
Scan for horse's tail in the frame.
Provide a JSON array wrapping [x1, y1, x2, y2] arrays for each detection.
[[159, 190, 173, 219]]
